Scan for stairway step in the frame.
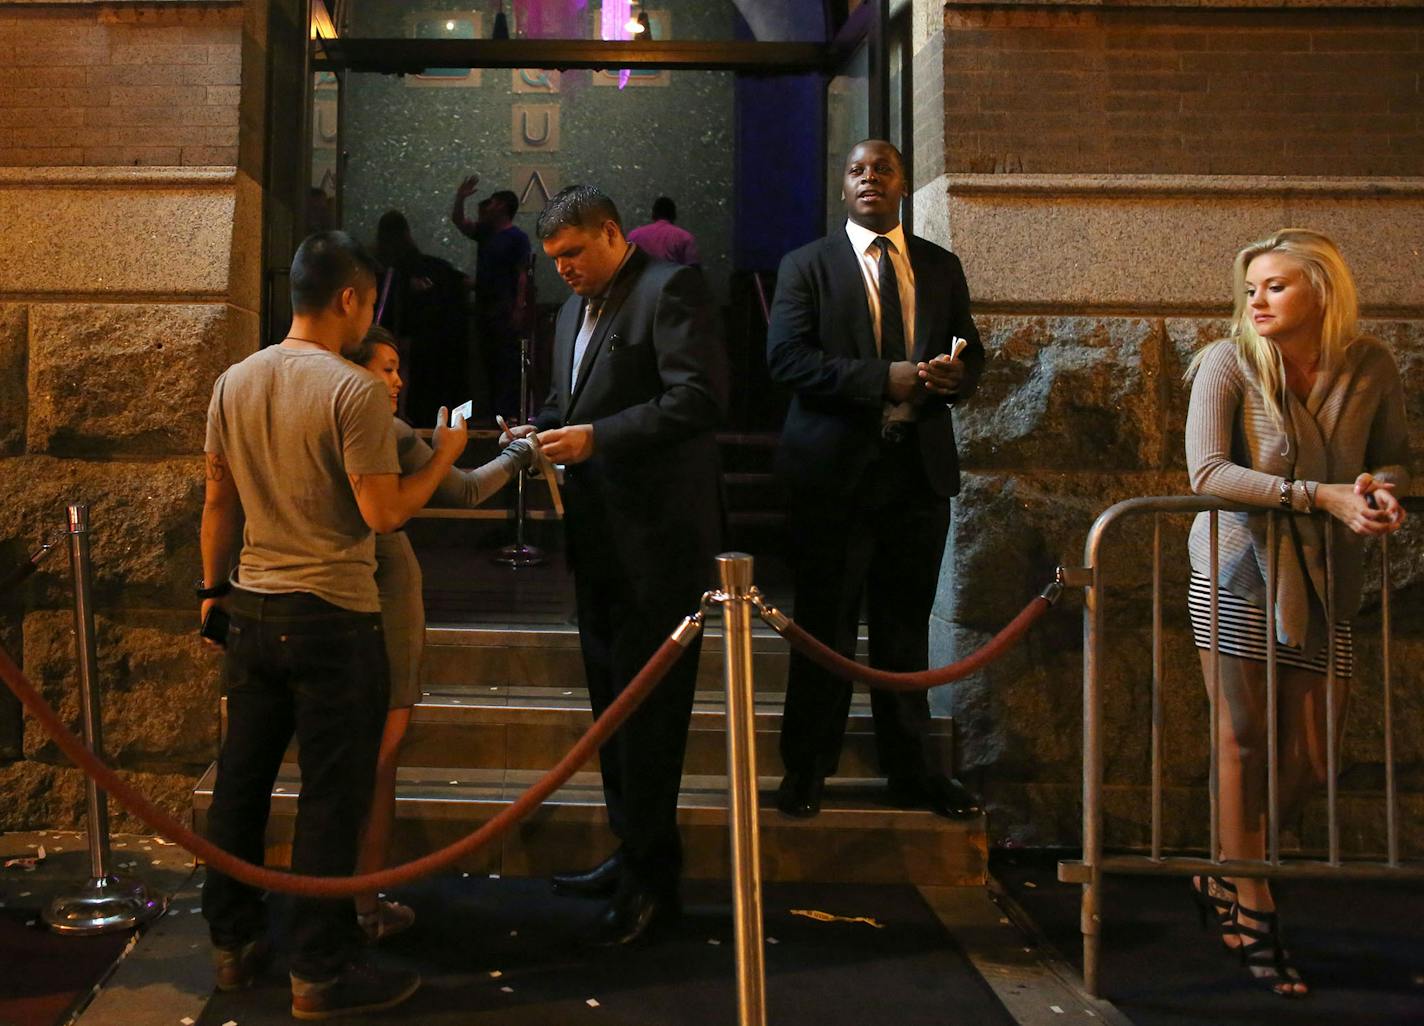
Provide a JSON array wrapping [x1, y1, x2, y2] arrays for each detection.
[[191, 764, 986, 886], [420, 622, 859, 691], [220, 686, 954, 777]]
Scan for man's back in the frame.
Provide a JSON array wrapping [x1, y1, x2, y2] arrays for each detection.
[[626, 220, 699, 266], [474, 223, 531, 303], [205, 345, 397, 612]]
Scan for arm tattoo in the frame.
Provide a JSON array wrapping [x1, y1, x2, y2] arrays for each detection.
[[205, 453, 227, 482]]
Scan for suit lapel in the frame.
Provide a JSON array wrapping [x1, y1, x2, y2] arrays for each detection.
[[907, 236, 936, 362], [568, 247, 648, 416], [829, 234, 877, 360], [552, 296, 582, 415]]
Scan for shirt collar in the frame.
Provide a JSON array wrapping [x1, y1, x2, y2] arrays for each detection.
[[844, 218, 907, 258]]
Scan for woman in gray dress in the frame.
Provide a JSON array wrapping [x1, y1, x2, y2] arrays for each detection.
[[1184, 228, 1410, 996], [348, 326, 536, 939]]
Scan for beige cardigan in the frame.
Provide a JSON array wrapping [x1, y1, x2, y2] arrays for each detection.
[[1185, 336, 1411, 655]]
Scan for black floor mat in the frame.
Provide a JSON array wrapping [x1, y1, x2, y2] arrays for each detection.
[[196, 876, 1013, 1025], [995, 852, 1424, 1026]]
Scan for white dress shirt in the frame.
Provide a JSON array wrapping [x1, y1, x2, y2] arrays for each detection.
[[845, 219, 916, 426], [844, 219, 916, 357]]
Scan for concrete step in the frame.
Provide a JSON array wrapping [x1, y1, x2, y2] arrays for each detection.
[[420, 622, 848, 692], [190, 764, 987, 886], [221, 684, 955, 778]]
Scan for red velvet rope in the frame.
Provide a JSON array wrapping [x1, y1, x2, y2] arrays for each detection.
[[0, 629, 694, 898], [775, 595, 1053, 691]]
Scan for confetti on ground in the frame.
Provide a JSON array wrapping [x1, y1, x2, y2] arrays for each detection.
[[180, 1018, 195, 1025], [500, 986, 514, 994], [509, 930, 518, 937], [999, 917, 1010, 925], [25, 919, 36, 927], [448, 780, 459, 786], [766, 937, 778, 945], [789, 909, 884, 929], [461, 872, 470, 878], [190, 908, 202, 914], [35, 845, 45, 859], [489, 970, 503, 978], [489, 873, 500, 879], [707, 938, 721, 946], [1023, 881, 1038, 888], [18, 891, 31, 898], [586, 998, 600, 1008], [1050, 1006, 1064, 1015]]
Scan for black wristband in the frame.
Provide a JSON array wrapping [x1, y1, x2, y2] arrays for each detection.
[[196, 579, 232, 600]]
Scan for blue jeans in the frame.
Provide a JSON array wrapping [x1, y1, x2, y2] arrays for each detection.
[[201, 588, 388, 981]]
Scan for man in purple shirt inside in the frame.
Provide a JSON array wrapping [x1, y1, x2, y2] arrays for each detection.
[[625, 197, 700, 267]]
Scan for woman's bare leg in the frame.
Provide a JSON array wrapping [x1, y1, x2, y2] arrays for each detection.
[[354, 706, 412, 917]]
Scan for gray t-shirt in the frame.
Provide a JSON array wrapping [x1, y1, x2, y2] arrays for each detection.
[[205, 345, 399, 612]]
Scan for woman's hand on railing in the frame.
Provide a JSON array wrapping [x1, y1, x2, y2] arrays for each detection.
[[1315, 475, 1405, 535]]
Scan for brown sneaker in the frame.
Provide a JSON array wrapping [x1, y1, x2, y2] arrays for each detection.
[[212, 937, 270, 991], [290, 961, 421, 1021], [358, 899, 416, 943]]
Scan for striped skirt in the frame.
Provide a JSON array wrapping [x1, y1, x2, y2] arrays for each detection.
[[1188, 572, 1354, 679]]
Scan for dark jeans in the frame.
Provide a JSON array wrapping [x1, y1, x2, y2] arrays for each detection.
[[201, 589, 389, 981], [781, 435, 951, 783]]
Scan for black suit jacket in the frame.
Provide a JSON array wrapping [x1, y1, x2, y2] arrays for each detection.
[[765, 230, 983, 500], [534, 247, 728, 581]]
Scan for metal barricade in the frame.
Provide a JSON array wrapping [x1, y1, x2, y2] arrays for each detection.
[[1058, 495, 1420, 996]]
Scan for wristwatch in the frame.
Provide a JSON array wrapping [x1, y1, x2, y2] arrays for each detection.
[[196, 579, 232, 600]]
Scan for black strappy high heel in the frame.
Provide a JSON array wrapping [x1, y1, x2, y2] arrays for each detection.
[[1189, 875, 1236, 934], [1233, 903, 1308, 998]]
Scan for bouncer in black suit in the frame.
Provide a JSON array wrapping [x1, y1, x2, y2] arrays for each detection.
[[505, 185, 728, 945], [766, 140, 985, 821]]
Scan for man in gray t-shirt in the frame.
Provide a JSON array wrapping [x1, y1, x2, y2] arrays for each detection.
[[198, 232, 467, 1018]]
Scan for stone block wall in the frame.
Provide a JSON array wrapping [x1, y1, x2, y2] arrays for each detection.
[[930, 1, 1424, 176], [913, 1, 1424, 854], [0, 2, 241, 167], [0, 164, 245, 827]]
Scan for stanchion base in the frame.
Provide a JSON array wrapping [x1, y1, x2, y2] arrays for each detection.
[[43, 874, 167, 935], [491, 543, 546, 568]]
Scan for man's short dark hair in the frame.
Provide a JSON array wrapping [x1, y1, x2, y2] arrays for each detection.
[[651, 196, 676, 222], [535, 185, 621, 240], [492, 190, 519, 218], [290, 231, 380, 314]]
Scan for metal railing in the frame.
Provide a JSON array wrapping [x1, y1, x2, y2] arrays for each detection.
[[1059, 495, 1421, 996]]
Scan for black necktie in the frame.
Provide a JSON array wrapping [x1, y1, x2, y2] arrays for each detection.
[[873, 236, 906, 362]]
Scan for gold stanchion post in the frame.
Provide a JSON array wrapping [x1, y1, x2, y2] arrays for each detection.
[[716, 553, 767, 1026]]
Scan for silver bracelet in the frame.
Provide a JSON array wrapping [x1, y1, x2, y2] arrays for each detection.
[[1279, 477, 1294, 510]]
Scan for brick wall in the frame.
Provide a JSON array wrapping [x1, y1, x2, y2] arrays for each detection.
[[940, 5, 1424, 175], [0, 2, 243, 167]]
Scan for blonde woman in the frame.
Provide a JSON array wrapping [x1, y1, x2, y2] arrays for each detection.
[[1185, 229, 1410, 996], [347, 326, 536, 940]]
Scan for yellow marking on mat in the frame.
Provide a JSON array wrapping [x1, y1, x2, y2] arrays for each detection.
[[789, 909, 885, 928]]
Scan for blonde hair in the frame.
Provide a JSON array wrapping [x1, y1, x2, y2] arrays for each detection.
[[1187, 228, 1360, 430]]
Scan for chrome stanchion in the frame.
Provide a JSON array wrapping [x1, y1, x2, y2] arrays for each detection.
[[715, 553, 767, 1026], [43, 504, 166, 935], [493, 335, 546, 568]]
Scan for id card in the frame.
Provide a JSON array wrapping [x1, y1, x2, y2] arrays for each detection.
[[451, 400, 473, 423]]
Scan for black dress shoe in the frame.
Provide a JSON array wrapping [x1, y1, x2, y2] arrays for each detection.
[[552, 850, 623, 898], [887, 774, 981, 820], [776, 771, 825, 819], [588, 886, 681, 946]]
